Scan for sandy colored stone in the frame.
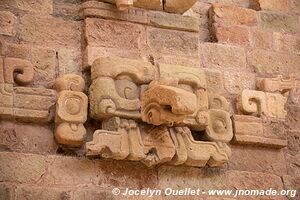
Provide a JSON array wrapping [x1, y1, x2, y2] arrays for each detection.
[[229, 146, 287, 176], [251, 28, 272, 49], [286, 154, 300, 177], [205, 69, 224, 93], [4, 0, 53, 15], [31, 47, 57, 88], [147, 27, 198, 57], [224, 71, 256, 94], [0, 84, 13, 118], [232, 115, 287, 148], [248, 49, 300, 75], [257, 75, 296, 93], [249, 0, 289, 12], [0, 11, 17, 36], [211, 24, 251, 46], [81, 1, 147, 24], [3, 57, 34, 85], [55, 74, 85, 92], [85, 18, 146, 50], [176, 127, 231, 167], [91, 57, 156, 83], [237, 89, 288, 119], [209, 3, 257, 26], [205, 109, 233, 142], [2, 43, 32, 60], [259, 12, 299, 34], [0, 121, 58, 154], [16, 187, 71, 200], [141, 125, 175, 167], [208, 93, 229, 111], [0, 184, 13, 200], [164, 0, 197, 14], [0, 152, 47, 183], [287, 131, 300, 156], [201, 43, 246, 69], [147, 11, 199, 32], [282, 175, 299, 199], [273, 32, 300, 54], [13, 87, 56, 123], [20, 15, 81, 48]]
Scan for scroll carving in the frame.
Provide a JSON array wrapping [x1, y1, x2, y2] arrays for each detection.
[[55, 74, 88, 147], [234, 75, 296, 148], [86, 57, 233, 167], [0, 57, 56, 122]]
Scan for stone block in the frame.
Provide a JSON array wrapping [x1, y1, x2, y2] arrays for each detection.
[[209, 3, 257, 26], [0, 152, 47, 183], [282, 175, 299, 199], [9, 0, 53, 15], [211, 24, 251, 46], [57, 47, 82, 75], [0, 11, 17, 36], [15, 186, 71, 200], [287, 131, 300, 156], [286, 154, 300, 177], [85, 18, 146, 50], [249, 0, 289, 12], [164, 0, 197, 14], [200, 43, 246, 69], [0, 84, 13, 118], [20, 15, 82, 48], [0, 184, 13, 200], [247, 49, 300, 75], [273, 32, 300, 54], [251, 28, 272, 49], [147, 27, 198, 57], [147, 11, 199, 32], [259, 12, 299, 34], [229, 145, 287, 176], [13, 87, 56, 123], [224, 71, 256, 94]]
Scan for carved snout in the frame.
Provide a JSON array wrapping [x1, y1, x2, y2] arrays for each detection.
[[141, 84, 197, 126], [4, 58, 34, 85]]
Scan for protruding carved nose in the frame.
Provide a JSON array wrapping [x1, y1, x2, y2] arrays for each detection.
[[141, 84, 197, 126]]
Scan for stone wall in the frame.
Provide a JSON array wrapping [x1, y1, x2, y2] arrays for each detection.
[[0, 0, 299, 199]]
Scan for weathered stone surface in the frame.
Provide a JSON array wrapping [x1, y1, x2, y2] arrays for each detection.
[[0, 0, 53, 15], [81, 1, 147, 24], [20, 15, 82, 48], [211, 24, 251, 46], [249, 0, 289, 12], [0, 152, 47, 183], [201, 43, 246, 69], [273, 32, 300, 54], [85, 18, 146, 50], [147, 27, 198, 57], [259, 12, 299, 34], [232, 115, 287, 148], [31, 47, 56, 88], [209, 3, 258, 26], [282, 175, 299, 199], [0, 11, 17, 37], [285, 105, 300, 131], [286, 154, 300, 177], [0, 184, 13, 200], [229, 145, 287, 175], [290, 0, 300, 14], [224, 71, 256, 94], [251, 28, 272, 49], [0, 84, 13, 118], [41, 155, 97, 185], [83, 45, 142, 69], [287, 131, 300, 156], [205, 69, 224, 93], [247, 49, 300, 75], [2, 43, 32, 60], [0, 121, 58, 154], [148, 11, 199, 32], [15, 186, 71, 200], [13, 87, 56, 123]]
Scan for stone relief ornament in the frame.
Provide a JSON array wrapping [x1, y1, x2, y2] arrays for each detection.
[[99, 0, 198, 13], [233, 75, 296, 148], [0, 57, 56, 123], [86, 56, 233, 167]]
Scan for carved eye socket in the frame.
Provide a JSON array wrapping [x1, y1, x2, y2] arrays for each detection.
[[115, 79, 139, 100]]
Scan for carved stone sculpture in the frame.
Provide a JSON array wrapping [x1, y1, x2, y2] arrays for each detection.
[[99, 0, 197, 13], [87, 57, 233, 167], [234, 75, 296, 148], [0, 57, 56, 123], [55, 74, 88, 147]]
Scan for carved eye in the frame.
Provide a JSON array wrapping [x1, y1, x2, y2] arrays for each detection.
[[115, 79, 139, 100]]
